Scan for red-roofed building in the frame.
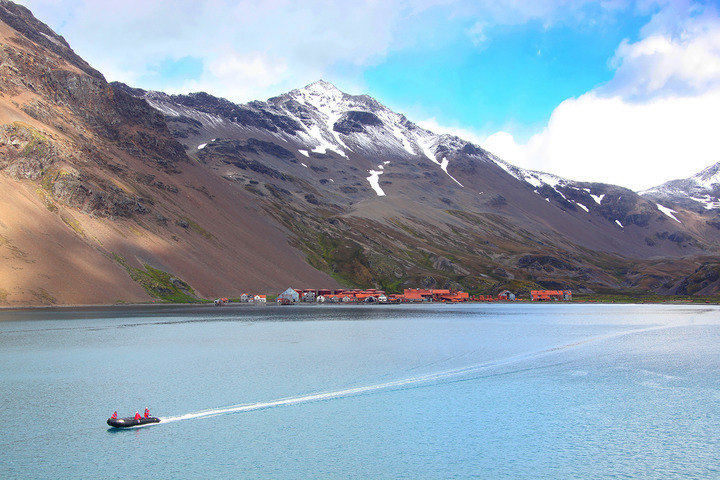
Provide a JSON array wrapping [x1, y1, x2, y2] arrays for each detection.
[[531, 290, 572, 301]]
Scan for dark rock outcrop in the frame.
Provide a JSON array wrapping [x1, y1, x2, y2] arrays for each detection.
[[333, 111, 383, 134]]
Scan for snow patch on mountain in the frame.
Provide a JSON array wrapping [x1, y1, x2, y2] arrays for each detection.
[[695, 196, 720, 209], [143, 94, 250, 137], [284, 81, 352, 156], [522, 175, 543, 188], [415, 133, 437, 163], [414, 133, 463, 186], [327, 112, 350, 151], [145, 98, 184, 117], [392, 125, 415, 155], [367, 166, 386, 196], [298, 149, 309, 157], [491, 155, 562, 189], [657, 204, 681, 223], [440, 157, 463, 187], [590, 193, 605, 205], [303, 125, 345, 157]]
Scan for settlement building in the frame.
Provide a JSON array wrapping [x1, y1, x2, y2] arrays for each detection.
[[531, 290, 572, 301], [497, 290, 516, 301], [403, 289, 469, 302], [278, 288, 300, 303]]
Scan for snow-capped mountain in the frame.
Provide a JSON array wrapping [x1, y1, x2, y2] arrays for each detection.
[[123, 78, 717, 234], [113, 79, 720, 294], [641, 161, 720, 212], [134, 80, 631, 214], [136, 80, 484, 193]]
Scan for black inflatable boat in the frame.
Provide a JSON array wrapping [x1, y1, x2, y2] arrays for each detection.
[[107, 416, 160, 428]]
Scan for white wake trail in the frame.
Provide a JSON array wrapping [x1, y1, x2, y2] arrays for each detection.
[[159, 324, 677, 425]]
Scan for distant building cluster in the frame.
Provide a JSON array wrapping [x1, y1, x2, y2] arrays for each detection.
[[214, 288, 572, 305], [233, 293, 267, 303], [277, 288, 389, 304], [274, 288, 521, 304]]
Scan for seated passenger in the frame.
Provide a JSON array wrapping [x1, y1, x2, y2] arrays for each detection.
[[144, 408, 150, 418], [111, 411, 117, 419], [134, 411, 141, 420]]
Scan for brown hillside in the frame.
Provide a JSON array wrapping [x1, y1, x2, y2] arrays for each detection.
[[0, 2, 338, 305]]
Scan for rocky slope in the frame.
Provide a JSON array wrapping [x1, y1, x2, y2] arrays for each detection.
[[0, 1, 338, 305]]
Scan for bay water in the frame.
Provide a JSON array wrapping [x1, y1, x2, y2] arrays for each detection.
[[0, 303, 718, 479]]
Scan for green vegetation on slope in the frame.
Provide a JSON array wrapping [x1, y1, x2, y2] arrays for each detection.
[[113, 254, 199, 303]]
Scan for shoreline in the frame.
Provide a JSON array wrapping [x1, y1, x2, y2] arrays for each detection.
[[1, 297, 719, 312]]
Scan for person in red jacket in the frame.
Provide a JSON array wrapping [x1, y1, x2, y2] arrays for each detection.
[[134, 411, 141, 420], [111, 411, 117, 419], [144, 408, 150, 418]]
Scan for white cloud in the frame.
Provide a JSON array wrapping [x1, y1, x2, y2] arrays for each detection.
[[482, 3, 720, 191], [484, 91, 720, 190], [606, 17, 720, 98]]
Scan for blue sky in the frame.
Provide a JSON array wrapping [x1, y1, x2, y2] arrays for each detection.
[[18, 0, 720, 189], [364, 10, 651, 141]]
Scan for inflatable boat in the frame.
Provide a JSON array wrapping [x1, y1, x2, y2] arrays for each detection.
[[107, 416, 160, 428]]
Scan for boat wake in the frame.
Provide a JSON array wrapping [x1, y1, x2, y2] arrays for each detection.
[[159, 324, 677, 425]]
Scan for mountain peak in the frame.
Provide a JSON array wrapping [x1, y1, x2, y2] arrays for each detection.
[[282, 79, 350, 119], [303, 79, 342, 93], [0, 0, 103, 79]]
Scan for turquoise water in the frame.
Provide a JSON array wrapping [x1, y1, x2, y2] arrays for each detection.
[[0, 303, 718, 479]]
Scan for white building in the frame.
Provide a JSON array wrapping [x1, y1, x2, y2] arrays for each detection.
[[278, 287, 300, 303]]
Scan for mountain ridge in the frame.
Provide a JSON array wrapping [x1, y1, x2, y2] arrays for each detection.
[[119, 79, 720, 295]]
